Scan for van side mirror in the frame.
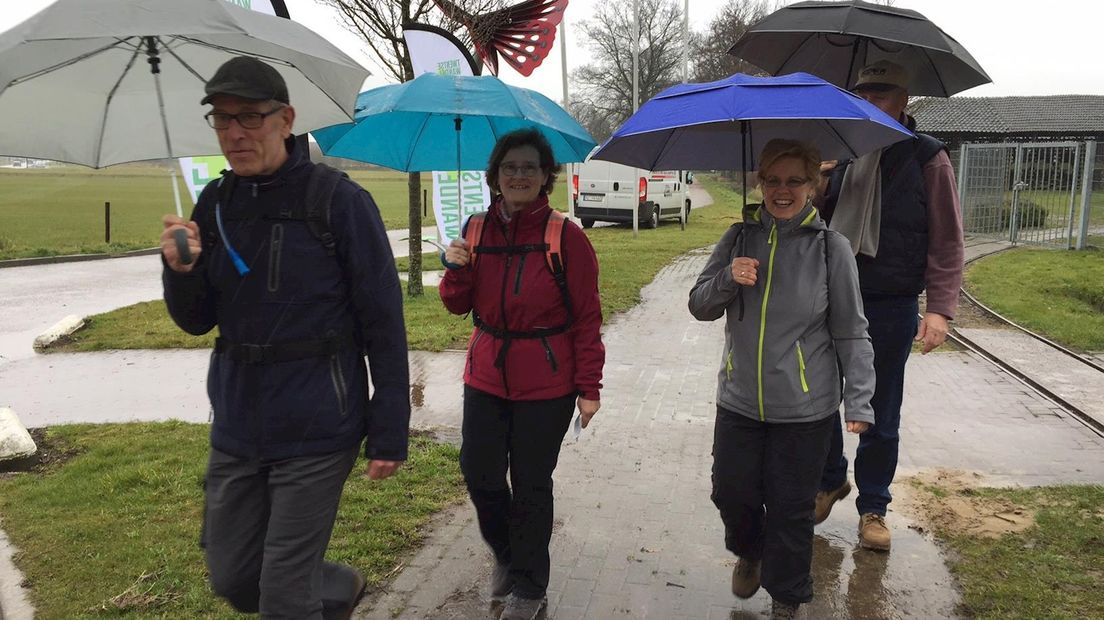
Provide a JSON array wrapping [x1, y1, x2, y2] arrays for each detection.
[[686, 172, 694, 185]]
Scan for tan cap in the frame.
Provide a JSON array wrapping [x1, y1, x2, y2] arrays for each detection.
[[852, 60, 909, 92]]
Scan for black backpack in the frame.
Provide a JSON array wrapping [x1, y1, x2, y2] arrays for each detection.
[[199, 163, 347, 258]]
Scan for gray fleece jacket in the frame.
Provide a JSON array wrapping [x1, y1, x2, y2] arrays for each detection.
[[689, 203, 875, 425]]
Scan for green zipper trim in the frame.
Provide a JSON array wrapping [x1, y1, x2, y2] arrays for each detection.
[[756, 223, 779, 421], [726, 349, 733, 380], [797, 342, 809, 393]]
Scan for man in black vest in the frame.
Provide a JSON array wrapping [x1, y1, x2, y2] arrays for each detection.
[[814, 60, 964, 551], [160, 56, 410, 618]]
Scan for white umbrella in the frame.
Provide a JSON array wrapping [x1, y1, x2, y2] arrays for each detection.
[[0, 0, 369, 168]]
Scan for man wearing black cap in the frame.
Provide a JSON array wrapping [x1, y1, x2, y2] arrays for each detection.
[[815, 60, 964, 552], [159, 56, 410, 619]]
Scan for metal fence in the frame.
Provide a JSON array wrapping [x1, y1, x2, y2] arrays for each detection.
[[956, 140, 1099, 249]]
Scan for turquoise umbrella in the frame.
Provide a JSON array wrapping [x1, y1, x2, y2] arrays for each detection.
[[311, 73, 595, 172]]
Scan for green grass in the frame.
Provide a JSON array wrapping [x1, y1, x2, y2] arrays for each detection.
[[965, 246, 1104, 351], [55, 175, 743, 353], [919, 484, 1104, 620], [0, 167, 576, 260], [0, 422, 465, 619], [0, 167, 444, 260]]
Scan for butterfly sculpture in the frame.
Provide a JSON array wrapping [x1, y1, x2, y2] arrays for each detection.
[[433, 0, 568, 76]]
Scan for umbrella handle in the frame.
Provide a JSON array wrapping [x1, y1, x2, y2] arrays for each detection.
[[173, 228, 193, 265]]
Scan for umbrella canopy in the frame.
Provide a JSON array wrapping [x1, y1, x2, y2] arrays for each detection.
[[0, 0, 368, 168], [591, 72, 913, 172], [311, 73, 596, 171], [728, 0, 990, 97]]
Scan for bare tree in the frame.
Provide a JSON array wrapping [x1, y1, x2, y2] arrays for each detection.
[[690, 0, 776, 84], [317, 0, 495, 296], [569, 0, 685, 143]]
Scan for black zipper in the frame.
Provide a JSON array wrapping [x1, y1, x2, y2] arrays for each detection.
[[513, 253, 527, 295], [267, 223, 283, 292], [540, 336, 558, 372]]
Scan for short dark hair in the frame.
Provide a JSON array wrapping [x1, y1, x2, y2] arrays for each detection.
[[485, 128, 561, 196]]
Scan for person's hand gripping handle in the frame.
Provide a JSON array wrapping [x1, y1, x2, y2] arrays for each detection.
[[161, 215, 201, 272]]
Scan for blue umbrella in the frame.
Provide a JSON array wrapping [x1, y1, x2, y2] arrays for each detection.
[[591, 72, 912, 172], [311, 73, 596, 171]]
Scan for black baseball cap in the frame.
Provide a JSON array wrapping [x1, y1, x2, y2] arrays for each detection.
[[201, 56, 289, 105]]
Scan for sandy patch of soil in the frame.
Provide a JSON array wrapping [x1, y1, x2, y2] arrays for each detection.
[[899, 469, 1035, 539]]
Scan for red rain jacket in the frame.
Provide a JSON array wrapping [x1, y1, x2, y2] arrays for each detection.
[[439, 195, 604, 401]]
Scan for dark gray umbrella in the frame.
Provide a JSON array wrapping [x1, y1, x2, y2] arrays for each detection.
[[728, 0, 991, 97]]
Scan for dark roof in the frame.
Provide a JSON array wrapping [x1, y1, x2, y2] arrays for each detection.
[[909, 95, 1104, 138]]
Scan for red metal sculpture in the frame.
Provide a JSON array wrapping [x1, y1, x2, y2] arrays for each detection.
[[433, 0, 568, 76]]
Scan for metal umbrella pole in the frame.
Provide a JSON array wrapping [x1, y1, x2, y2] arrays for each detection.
[[146, 35, 193, 265]]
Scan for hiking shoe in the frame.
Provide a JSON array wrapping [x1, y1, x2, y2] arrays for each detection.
[[770, 599, 801, 619], [814, 480, 852, 524], [490, 562, 513, 601], [858, 513, 891, 551], [731, 556, 761, 599], [500, 594, 547, 620]]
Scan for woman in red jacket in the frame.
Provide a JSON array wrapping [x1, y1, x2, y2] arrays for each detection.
[[439, 128, 605, 620]]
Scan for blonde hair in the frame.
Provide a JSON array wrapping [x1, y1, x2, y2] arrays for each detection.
[[756, 139, 821, 185]]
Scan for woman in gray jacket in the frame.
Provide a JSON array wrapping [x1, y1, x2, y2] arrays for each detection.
[[689, 139, 875, 620]]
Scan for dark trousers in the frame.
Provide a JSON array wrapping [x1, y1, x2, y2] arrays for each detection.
[[202, 446, 361, 619], [821, 295, 919, 516], [460, 385, 575, 599], [712, 406, 835, 605]]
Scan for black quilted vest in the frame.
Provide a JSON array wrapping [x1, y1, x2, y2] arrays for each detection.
[[824, 131, 945, 297]]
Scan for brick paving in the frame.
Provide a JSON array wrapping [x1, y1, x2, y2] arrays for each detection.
[[356, 245, 1104, 619]]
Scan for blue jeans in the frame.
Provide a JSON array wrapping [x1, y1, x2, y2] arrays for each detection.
[[820, 295, 918, 516]]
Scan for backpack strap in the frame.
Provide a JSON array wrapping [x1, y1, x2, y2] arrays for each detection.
[[304, 163, 347, 256], [463, 211, 488, 268]]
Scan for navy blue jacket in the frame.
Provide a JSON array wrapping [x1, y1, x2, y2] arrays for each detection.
[[163, 139, 410, 461]]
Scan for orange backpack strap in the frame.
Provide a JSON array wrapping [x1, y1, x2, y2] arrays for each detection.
[[463, 211, 487, 268], [544, 210, 566, 275]]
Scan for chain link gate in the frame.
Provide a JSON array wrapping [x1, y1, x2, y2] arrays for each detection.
[[957, 141, 1085, 247]]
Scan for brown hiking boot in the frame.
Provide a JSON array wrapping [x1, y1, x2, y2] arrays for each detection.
[[731, 556, 761, 599], [770, 599, 801, 619], [858, 513, 891, 551], [814, 480, 851, 524]]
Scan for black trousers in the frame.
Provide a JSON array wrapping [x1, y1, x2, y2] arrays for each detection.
[[460, 385, 576, 599], [202, 446, 361, 619], [711, 406, 835, 605]]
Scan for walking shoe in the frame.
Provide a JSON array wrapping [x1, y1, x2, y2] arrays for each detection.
[[770, 599, 801, 619], [858, 513, 891, 551], [814, 480, 852, 524], [490, 561, 513, 601], [500, 594, 547, 620], [731, 556, 761, 599]]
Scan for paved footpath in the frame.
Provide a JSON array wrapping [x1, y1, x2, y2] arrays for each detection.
[[3, 230, 1103, 618], [354, 244, 1104, 620]]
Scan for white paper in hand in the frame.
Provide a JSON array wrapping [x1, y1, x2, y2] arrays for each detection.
[[572, 414, 583, 441]]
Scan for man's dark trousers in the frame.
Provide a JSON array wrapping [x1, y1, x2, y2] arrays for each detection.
[[460, 385, 575, 599], [820, 295, 918, 516], [711, 406, 835, 604], [203, 445, 362, 619]]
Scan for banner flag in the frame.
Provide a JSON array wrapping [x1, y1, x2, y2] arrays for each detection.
[[403, 24, 490, 244]]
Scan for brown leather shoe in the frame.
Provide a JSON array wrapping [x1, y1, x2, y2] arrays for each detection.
[[858, 513, 891, 551], [814, 480, 852, 524], [731, 556, 761, 599]]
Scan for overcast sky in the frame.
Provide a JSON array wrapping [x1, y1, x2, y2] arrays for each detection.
[[4, 0, 1103, 104]]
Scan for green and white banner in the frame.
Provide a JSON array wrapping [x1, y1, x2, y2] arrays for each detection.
[[434, 170, 492, 243]]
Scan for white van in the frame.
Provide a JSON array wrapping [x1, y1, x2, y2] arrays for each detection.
[[570, 152, 692, 229]]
